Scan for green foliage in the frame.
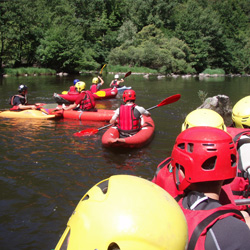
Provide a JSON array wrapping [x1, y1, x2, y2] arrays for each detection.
[[202, 68, 225, 75], [198, 90, 208, 103], [0, 0, 250, 74], [107, 65, 157, 74], [4, 67, 56, 76]]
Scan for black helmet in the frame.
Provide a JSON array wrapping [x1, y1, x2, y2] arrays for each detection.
[[18, 84, 28, 93]]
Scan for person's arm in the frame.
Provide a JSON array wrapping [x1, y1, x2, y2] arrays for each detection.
[[18, 104, 37, 110], [109, 109, 119, 124], [62, 103, 77, 111], [109, 80, 114, 87], [136, 106, 151, 117], [98, 76, 104, 85]]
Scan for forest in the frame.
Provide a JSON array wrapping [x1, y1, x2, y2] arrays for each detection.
[[0, 0, 250, 74]]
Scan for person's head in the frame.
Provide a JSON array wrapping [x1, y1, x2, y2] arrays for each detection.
[[55, 175, 188, 250], [92, 77, 99, 84], [18, 84, 28, 94], [73, 79, 80, 85], [114, 74, 119, 79], [123, 89, 136, 103], [232, 96, 250, 128], [182, 109, 227, 132], [75, 81, 86, 92], [171, 127, 237, 192]]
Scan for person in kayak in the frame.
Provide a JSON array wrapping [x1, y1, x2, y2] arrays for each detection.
[[61, 81, 96, 112], [109, 89, 150, 142], [54, 175, 188, 250], [68, 79, 80, 93], [152, 108, 250, 223], [109, 74, 124, 88], [171, 126, 250, 249], [9, 84, 37, 111], [90, 76, 104, 93]]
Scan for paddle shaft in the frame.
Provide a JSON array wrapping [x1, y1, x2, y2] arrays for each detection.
[[235, 199, 250, 206]]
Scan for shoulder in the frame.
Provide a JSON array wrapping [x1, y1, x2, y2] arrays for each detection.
[[206, 215, 250, 249]]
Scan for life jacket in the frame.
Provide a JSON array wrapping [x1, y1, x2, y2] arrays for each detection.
[[9, 95, 27, 110], [90, 84, 97, 93], [117, 104, 141, 133], [68, 86, 78, 93], [227, 127, 250, 211], [79, 90, 95, 111], [177, 196, 244, 250], [110, 80, 118, 88]]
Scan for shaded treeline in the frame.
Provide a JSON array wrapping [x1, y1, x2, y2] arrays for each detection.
[[0, 0, 250, 74]]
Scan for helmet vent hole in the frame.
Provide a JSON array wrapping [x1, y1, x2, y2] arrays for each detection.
[[202, 156, 217, 170], [177, 143, 185, 150], [97, 180, 109, 194], [108, 242, 120, 250], [187, 143, 194, 152], [231, 154, 236, 167], [82, 194, 89, 201], [202, 143, 216, 151]]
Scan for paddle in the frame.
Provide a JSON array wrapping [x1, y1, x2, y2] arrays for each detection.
[[73, 94, 181, 137], [94, 91, 106, 97], [99, 64, 107, 76], [124, 71, 131, 79]]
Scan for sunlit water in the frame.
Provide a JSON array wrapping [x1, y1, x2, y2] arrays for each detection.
[[0, 74, 250, 249]]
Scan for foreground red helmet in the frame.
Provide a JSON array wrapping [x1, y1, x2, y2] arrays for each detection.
[[123, 89, 136, 103], [171, 127, 237, 191]]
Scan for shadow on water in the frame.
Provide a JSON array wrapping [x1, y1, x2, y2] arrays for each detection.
[[1, 75, 250, 249]]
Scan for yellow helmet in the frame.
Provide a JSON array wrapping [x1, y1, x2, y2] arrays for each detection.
[[55, 175, 188, 250], [182, 108, 227, 131], [92, 77, 99, 84], [75, 81, 86, 92], [232, 96, 250, 128]]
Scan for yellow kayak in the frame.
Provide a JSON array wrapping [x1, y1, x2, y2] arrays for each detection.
[[0, 109, 57, 119]]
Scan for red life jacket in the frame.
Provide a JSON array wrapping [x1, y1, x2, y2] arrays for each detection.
[[90, 84, 97, 93], [79, 90, 95, 111], [152, 157, 236, 205], [227, 127, 250, 211], [69, 86, 76, 92], [110, 80, 118, 88], [177, 198, 244, 250], [117, 104, 141, 133], [9, 95, 27, 110]]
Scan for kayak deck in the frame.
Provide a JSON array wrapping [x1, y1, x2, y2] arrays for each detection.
[[0, 110, 58, 119]]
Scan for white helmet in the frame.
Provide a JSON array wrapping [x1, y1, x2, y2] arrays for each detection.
[[114, 74, 119, 79]]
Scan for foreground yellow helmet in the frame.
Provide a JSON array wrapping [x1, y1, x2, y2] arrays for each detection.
[[55, 175, 188, 250], [92, 77, 99, 84], [232, 96, 250, 128], [75, 81, 86, 92], [182, 108, 227, 131]]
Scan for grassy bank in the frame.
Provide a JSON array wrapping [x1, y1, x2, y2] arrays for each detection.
[[3, 67, 56, 76]]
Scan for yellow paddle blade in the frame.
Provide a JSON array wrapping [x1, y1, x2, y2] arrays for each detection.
[[95, 91, 106, 97], [61, 91, 68, 95]]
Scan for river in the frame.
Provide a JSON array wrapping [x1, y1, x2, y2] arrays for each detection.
[[0, 74, 250, 249]]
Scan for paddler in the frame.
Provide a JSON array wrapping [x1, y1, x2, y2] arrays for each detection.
[[9, 84, 37, 111], [109, 74, 124, 88], [169, 126, 250, 249], [61, 81, 96, 111], [90, 76, 104, 93], [109, 89, 150, 142]]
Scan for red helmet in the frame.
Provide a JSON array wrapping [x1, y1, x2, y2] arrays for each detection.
[[171, 126, 237, 191], [123, 89, 136, 103]]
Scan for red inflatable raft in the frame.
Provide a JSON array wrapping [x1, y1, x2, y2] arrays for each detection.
[[54, 88, 118, 104], [102, 115, 155, 148], [48, 108, 115, 122]]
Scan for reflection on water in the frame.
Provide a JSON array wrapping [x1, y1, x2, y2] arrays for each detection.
[[0, 75, 250, 249]]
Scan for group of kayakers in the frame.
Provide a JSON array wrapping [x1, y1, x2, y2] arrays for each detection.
[[54, 95, 250, 249], [8, 77, 250, 249]]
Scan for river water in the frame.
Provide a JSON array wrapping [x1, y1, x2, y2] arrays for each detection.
[[0, 74, 250, 249]]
